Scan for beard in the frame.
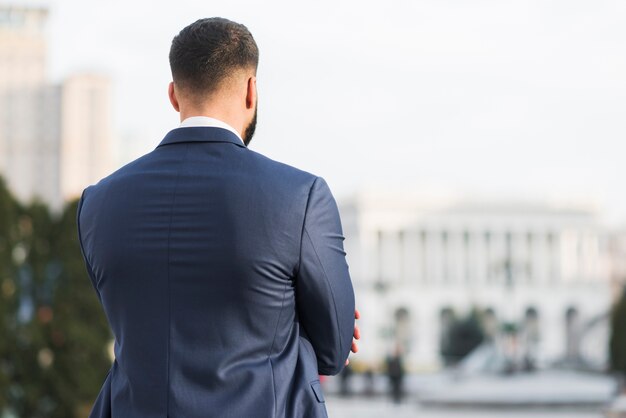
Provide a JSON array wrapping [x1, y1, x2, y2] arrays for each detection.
[[242, 102, 258, 146]]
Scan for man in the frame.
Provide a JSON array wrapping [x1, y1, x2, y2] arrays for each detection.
[[77, 17, 359, 418]]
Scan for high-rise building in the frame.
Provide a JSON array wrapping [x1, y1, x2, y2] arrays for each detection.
[[60, 73, 113, 203], [0, 5, 55, 206], [0, 5, 113, 213], [0, 6, 46, 89]]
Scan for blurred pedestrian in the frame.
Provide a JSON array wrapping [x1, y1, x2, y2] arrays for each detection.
[[386, 347, 405, 403], [339, 363, 353, 397], [363, 368, 375, 397]]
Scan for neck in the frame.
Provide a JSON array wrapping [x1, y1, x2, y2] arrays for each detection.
[[179, 104, 244, 138]]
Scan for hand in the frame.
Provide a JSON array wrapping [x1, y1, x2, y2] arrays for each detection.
[[345, 308, 361, 366]]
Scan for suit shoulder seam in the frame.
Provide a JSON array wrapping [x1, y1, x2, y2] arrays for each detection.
[[294, 176, 319, 277]]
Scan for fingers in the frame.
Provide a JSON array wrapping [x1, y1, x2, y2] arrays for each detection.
[[354, 308, 361, 339], [347, 308, 362, 364], [350, 323, 360, 354]]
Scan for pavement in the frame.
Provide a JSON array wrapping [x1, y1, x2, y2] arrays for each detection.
[[321, 370, 621, 417], [323, 369, 617, 408], [325, 396, 605, 418], [417, 370, 616, 408]]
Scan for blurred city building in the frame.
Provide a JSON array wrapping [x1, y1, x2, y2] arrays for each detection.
[[59, 73, 113, 204], [339, 189, 613, 372], [0, 4, 113, 213], [609, 229, 626, 298]]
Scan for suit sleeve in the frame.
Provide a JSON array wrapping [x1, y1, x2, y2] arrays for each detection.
[[295, 176, 356, 376], [76, 186, 103, 303]]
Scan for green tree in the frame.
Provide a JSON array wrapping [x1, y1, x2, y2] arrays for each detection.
[[45, 198, 112, 417], [9, 200, 57, 417], [0, 176, 111, 417], [441, 309, 485, 365], [610, 286, 626, 380], [0, 176, 21, 411]]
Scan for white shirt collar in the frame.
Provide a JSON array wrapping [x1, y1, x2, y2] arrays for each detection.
[[179, 116, 244, 144]]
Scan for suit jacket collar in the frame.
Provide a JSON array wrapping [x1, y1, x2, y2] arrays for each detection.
[[156, 126, 247, 149]]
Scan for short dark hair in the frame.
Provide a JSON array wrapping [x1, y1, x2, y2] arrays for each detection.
[[169, 17, 259, 96]]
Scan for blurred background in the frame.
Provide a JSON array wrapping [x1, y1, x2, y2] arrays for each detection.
[[1, 0, 626, 417]]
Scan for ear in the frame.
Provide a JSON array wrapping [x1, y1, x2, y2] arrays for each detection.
[[168, 82, 180, 112], [245, 76, 257, 110]]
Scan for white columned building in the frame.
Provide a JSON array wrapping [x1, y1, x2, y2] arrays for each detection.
[[338, 189, 612, 371]]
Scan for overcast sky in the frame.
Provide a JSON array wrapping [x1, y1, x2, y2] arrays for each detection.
[[21, 0, 626, 221]]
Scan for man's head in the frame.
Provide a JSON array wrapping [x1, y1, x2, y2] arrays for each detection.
[[168, 18, 259, 145]]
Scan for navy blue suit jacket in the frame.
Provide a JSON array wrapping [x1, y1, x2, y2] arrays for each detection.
[[76, 127, 356, 418]]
